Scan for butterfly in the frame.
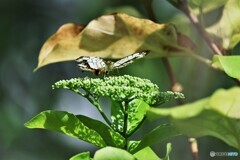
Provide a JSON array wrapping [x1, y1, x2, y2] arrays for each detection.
[[76, 50, 149, 75]]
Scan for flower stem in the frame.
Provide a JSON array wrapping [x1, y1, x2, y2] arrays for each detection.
[[76, 90, 112, 126], [121, 101, 129, 149]]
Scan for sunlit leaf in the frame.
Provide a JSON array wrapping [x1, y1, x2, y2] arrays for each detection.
[[208, 87, 240, 119], [133, 147, 160, 160], [36, 23, 85, 71], [147, 87, 240, 149], [93, 146, 135, 160], [206, 0, 240, 49], [128, 124, 181, 153], [212, 55, 240, 78], [111, 101, 124, 133], [127, 99, 150, 135], [69, 152, 91, 160], [147, 98, 208, 121], [36, 13, 195, 70], [24, 110, 106, 147], [76, 114, 125, 148]]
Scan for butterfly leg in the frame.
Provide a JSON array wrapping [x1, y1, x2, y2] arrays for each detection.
[[104, 71, 109, 78]]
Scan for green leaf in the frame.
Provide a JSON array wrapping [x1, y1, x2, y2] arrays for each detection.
[[93, 146, 136, 160], [147, 98, 208, 121], [212, 55, 240, 78], [206, 0, 240, 49], [111, 101, 124, 133], [208, 87, 240, 119], [127, 99, 150, 135], [128, 124, 181, 153], [76, 114, 125, 148], [168, 0, 227, 15], [69, 152, 91, 160], [132, 144, 172, 160], [173, 110, 240, 150], [35, 13, 195, 70], [186, 0, 228, 14], [133, 147, 160, 160], [147, 87, 240, 149], [24, 110, 106, 147]]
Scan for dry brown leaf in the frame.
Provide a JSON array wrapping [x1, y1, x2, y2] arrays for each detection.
[[36, 13, 195, 70]]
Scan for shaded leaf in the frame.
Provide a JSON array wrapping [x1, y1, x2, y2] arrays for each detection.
[[76, 114, 125, 148], [147, 87, 240, 149], [133, 147, 160, 160], [69, 152, 91, 160], [93, 146, 135, 160], [127, 99, 149, 135], [104, 6, 143, 18], [212, 55, 240, 78], [206, 0, 240, 49], [128, 124, 181, 153], [36, 13, 195, 70], [24, 110, 106, 147]]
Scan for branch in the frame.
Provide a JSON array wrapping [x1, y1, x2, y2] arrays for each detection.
[[144, 0, 199, 159], [162, 58, 184, 104], [188, 138, 199, 160], [144, 0, 184, 99], [178, 0, 223, 56], [176, 0, 240, 84]]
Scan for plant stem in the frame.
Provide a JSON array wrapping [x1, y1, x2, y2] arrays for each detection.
[[162, 58, 184, 104], [92, 98, 112, 126], [76, 90, 112, 126], [188, 138, 199, 160], [177, 0, 223, 56], [144, 1, 200, 159], [123, 103, 128, 137], [144, 0, 184, 94], [188, 53, 212, 66], [176, 1, 240, 83], [121, 101, 129, 149]]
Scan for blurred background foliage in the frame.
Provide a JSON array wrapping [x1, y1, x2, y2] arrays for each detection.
[[0, 0, 238, 160]]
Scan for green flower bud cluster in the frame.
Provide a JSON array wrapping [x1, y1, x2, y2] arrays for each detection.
[[52, 75, 184, 105]]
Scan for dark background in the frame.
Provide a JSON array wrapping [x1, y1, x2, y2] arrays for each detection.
[[0, 0, 238, 159]]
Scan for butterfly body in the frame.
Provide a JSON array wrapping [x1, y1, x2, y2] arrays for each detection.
[[76, 50, 149, 75]]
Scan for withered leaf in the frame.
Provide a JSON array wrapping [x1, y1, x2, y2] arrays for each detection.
[[36, 13, 195, 70]]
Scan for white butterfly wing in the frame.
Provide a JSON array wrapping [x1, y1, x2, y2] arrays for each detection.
[[76, 56, 106, 74], [76, 50, 149, 75], [113, 51, 149, 69]]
